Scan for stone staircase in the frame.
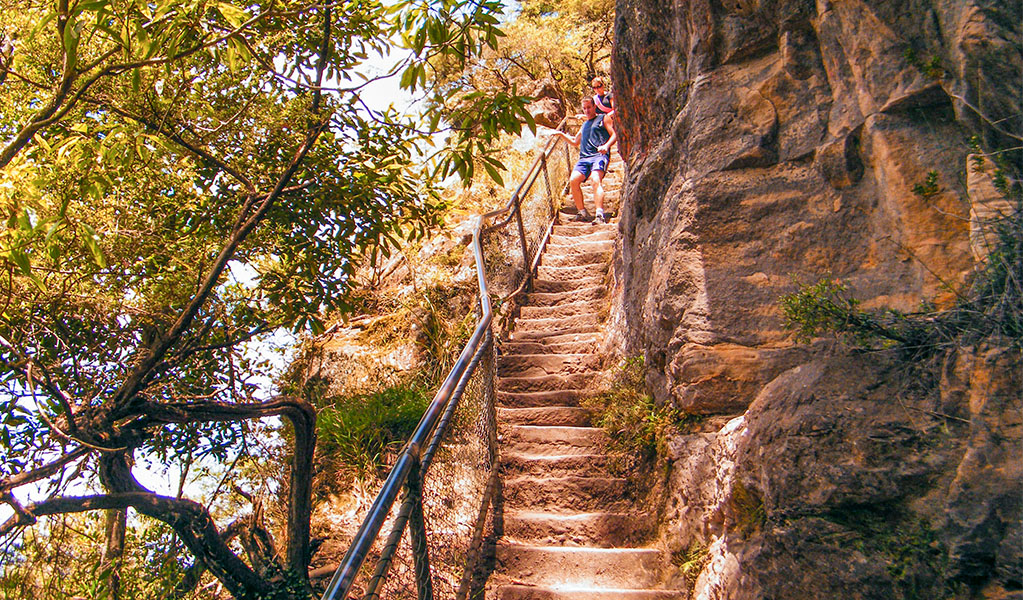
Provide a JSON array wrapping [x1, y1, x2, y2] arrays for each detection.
[[485, 152, 682, 599]]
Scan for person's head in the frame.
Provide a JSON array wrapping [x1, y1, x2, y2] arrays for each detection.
[[591, 77, 606, 95], [581, 96, 596, 118]]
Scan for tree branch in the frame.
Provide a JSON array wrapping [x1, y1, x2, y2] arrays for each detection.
[[134, 396, 317, 576], [0, 492, 272, 599], [92, 100, 258, 194], [0, 447, 90, 494]]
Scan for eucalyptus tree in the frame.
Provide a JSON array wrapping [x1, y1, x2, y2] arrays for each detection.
[[0, 0, 530, 597]]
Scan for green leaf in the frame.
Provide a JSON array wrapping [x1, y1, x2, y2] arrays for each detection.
[[63, 15, 81, 69], [217, 2, 249, 28], [27, 12, 57, 43], [75, 0, 110, 14], [481, 159, 503, 185], [9, 249, 31, 275], [78, 223, 107, 268]]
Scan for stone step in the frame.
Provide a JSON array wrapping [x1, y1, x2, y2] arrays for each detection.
[[497, 353, 600, 378], [497, 372, 600, 393], [493, 543, 667, 588], [498, 406, 592, 427], [514, 313, 599, 334], [501, 425, 606, 448], [508, 324, 599, 341], [490, 584, 683, 600], [536, 263, 608, 281], [548, 235, 615, 250], [500, 452, 610, 478], [496, 389, 587, 408], [541, 250, 611, 268], [553, 223, 615, 237], [532, 277, 604, 293], [524, 285, 606, 307], [545, 238, 614, 254], [501, 338, 599, 355], [503, 511, 656, 547], [502, 476, 629, 511], [519, 300, 601, 320]]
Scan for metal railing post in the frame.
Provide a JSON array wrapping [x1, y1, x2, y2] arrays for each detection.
[[514, 197, 531, 291], [563, 127, 572, 193], [407, 454, 433, 600], [362, 498, 413, 599], [540, 153, 555, 218]]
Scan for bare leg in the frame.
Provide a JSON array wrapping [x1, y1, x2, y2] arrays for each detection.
[[590, 170, 606, 212], [569, 170, 586, 211]]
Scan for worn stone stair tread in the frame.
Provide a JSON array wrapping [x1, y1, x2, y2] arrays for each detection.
[[531, 277, 605, 293], [519, 301, 602, 320], [541, 251, 611, 268], [503, 476, 630, 510], [496, 389, 588, 408], [491, 584, 683, 600], [545, 238, 614, 252], [502, 425, 606, 446], [536, 264, 609, 281], [547, 236, 615, 249], [503, 510, 655, 547], [500, 452, 610, 477], [553, 224, 615, 236], [500, 437, 608, 458], [524, 286, 607, 307], [493, 543, 667, 588], [550, 228, 615, 241], [508, 324, 600, 341], [497, 406, 592, 426], [501, 339, 598, 355], [498, 372, 599, 393], [511, 318, 597, 337], [500, 438, 609, 458], [514, 313, 599, 330], [498, 353, 601, 377]]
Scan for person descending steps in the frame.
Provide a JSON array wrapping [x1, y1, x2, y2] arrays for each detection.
[[553, 97, 617, 225]]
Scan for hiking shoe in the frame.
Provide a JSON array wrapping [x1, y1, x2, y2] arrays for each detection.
[[571, 211, 591, 222], [592, 213, 606, 225]]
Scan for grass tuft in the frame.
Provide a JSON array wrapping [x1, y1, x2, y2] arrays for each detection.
[[316, 381, 431, 481]]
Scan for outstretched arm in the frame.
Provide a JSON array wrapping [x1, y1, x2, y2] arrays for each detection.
[[553, 129, 581, 148], [597, 113, 617, 154]]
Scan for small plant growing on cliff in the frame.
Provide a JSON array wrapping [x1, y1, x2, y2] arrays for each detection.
[[904, 48, 946, 79], [782, 196, 1022, 352], [780, 277, 932, 349], [824, 504, 956, 599], [583, 357, 682, 459], [673, 542, 710, 586], [729, 481, 766, 537], [912, 170, 941, 198]]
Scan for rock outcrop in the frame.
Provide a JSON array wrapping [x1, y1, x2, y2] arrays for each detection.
[[607, 0, 1021, 597]]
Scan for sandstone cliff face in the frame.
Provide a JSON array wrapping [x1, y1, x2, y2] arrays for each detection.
[[611, 0, 1019, 411], [608, 0, 1021, 597]]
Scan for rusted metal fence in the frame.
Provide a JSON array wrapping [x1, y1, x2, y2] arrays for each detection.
[[319, 121, 575, 600]]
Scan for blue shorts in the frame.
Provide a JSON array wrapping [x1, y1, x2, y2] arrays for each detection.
[[574, 154, 609, 179]]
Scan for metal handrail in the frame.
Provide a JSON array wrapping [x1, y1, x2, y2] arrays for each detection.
[[319, 118, 573, 600]]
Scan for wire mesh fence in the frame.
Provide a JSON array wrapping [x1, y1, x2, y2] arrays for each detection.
[[482, 133, 575, 302]]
